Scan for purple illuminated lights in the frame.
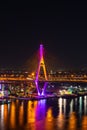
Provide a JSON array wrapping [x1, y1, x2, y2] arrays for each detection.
[[35, 44, 47, 96]]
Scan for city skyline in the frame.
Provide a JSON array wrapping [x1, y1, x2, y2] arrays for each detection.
[[0, 1, 87, 71]]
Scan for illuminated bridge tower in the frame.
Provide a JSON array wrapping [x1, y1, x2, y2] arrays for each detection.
[[35, 44, 48, 96], [36, 44, 47, 81]]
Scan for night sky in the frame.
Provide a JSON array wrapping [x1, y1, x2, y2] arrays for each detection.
[[0, 1, 87, 71]]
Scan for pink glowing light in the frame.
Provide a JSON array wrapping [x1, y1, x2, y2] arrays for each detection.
[[35, 44, 47, 81], [35, 44, 47, 96]]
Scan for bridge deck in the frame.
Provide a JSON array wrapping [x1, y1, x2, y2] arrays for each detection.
[[0, 77, 87, 83]]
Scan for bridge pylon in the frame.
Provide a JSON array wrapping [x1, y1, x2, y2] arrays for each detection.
[[35, 44, 48, 96], [35, 44, 47, 81]]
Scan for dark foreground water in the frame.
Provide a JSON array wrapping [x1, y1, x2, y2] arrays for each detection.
[[0, 96, 87, 130]]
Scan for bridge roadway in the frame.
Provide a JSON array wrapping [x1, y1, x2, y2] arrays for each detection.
[[0, 77, 87, 83]]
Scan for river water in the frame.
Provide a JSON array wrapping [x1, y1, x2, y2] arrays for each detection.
[[0, 96, 87, 130]]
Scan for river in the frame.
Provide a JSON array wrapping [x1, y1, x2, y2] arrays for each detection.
[[0, 96, 87, 130]]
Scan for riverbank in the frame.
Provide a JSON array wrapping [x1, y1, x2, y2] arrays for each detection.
[[1, 92, 87, 101]]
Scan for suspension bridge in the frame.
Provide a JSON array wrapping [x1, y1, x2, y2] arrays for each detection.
[[0, 44, 87, 96], [0, 44, 87, 83]]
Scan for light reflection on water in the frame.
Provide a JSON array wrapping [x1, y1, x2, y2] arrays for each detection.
[[0, 96, 87, 130]]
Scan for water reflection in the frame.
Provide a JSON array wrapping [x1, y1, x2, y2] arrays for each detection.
[[84, 96, 87, 115], [0, 96, 87, 130], [58, 98, 65, 130]]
